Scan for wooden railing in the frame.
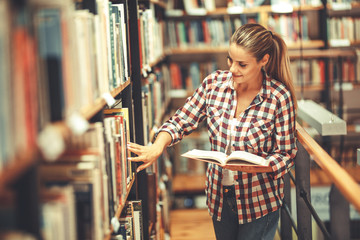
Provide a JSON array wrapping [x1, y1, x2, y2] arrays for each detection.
[[281, 122, 360, 239], [296, 122, 360, 212]]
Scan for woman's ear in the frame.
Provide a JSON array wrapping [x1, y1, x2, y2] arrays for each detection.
[[261, 54, 269, 67]]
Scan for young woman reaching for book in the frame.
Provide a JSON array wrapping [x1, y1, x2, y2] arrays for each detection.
[[128, 23, 297, 240]]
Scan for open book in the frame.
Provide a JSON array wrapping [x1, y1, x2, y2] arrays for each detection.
[[181, 149, 269, 167]]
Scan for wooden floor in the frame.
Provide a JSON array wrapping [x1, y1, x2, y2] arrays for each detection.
[[170, 208, 216, 240], [169, 208, 283, 240]]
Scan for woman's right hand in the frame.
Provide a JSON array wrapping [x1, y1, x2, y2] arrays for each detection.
[[127, 131, 172, 173], [127, 142, 163, 172]]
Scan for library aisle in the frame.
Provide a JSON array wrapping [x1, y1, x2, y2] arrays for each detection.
[[170, 209, 216, 240]]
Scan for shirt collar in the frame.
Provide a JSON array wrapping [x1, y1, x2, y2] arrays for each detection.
[[261, 72, 272, 100]]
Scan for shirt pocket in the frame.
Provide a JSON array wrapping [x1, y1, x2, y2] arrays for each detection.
[[244, 118, 274, 151], [206, 106, 224, 138]]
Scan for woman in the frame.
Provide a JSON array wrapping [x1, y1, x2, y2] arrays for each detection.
[[128, 23, 298, 240]]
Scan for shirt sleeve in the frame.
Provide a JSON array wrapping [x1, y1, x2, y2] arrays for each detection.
[[268, 91, 297, 180], [155, 78, 209, 146]]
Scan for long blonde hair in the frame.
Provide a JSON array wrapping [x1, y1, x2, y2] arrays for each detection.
[[230, 23, 297, 109]]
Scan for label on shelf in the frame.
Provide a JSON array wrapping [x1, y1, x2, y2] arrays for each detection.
[[111, 217, 121, 233], [102, 92, 116, 107], [330, 2, 352, 11], [165, 9, 184, 17], [271, 1, 293, 13], [37, 125, 65, 161], [333, 82, 354, 91], [329, 39, 351, 47], [227, 6, 244, 14], [185, 8, 207, 15], [355, 126, 360, 133], [66, 113, 89, 135]]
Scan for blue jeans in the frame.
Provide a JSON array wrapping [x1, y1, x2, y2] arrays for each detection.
[[212, 186, 279, 240]]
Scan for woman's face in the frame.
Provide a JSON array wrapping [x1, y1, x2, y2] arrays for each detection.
[[227, 43, 267, 86]]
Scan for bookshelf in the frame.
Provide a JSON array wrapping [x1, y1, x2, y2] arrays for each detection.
[[0, 0, 168, 239], [136, 1, 174, 238]]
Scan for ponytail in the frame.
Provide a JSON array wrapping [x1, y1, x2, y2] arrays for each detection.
[[266, 32, 297, 110]]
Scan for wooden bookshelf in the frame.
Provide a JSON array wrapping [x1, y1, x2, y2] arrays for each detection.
[[289, 48, 357, 59], [172, 174, 206, 195], [286, 40, 325, 50], [295, 84, 325, 92], [165, 40, 327, 56], [207, 4, 323, 16], [0, 81, 131, 194], [166, 4, 324, 17], [80, 80, 131, 120]]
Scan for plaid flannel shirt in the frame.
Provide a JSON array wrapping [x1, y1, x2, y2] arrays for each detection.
[[158, 70, 297, 224]]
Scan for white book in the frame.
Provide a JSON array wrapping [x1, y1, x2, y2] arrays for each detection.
[[181, 149, 269, 167]]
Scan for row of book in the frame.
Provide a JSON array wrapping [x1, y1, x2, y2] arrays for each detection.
[[180, 0, 322, 15], [327, 0, 357, 10], [0, 0, 131, 168], [39, 107, 134, 240], [164, 13, 311, 50], [167, 60, 218, 92], [112, 200, 144, 240], [267, 13, 309, 43], [327, 17, 360, 46], [165, 16, 250, 49], [290, 57, 359, 87], [141, 65, 172, 145], [138, 4, 165, 74]]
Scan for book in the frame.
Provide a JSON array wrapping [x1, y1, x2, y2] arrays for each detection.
[[33, 7, 66, 122], [181, 149, 269, 167], [129, 200, 144, 240], [40, 185, 77, 240]]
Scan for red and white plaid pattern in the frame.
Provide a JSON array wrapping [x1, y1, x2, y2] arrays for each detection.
[[159, 70, 297, 224]]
